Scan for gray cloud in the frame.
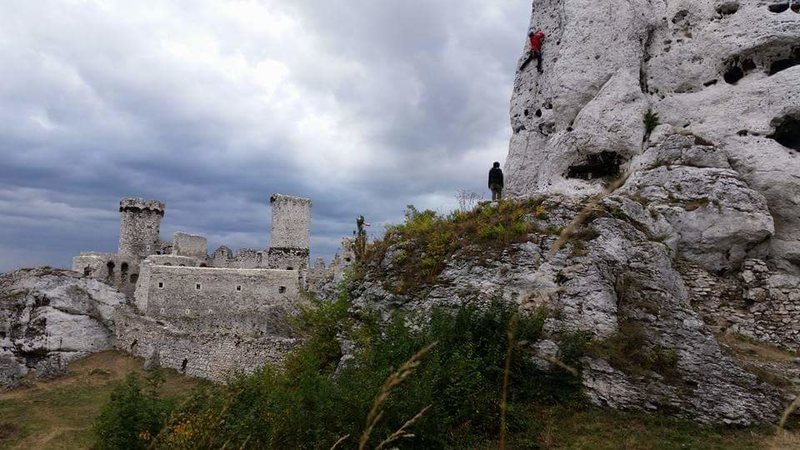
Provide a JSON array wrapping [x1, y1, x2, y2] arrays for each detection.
[[0, 0, 530, 272]]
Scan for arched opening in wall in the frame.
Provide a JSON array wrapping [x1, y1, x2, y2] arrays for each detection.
[[130, 273, 139, 284], [83, 266, 92, 277], [120, 263, 129, 283], [566, 152, 624, 181], [181, 358, 188, 372], [768, 114, 800, 151], [106, 261, 115, 279]]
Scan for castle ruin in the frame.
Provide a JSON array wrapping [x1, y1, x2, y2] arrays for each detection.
[[71, 194, 344, 380]]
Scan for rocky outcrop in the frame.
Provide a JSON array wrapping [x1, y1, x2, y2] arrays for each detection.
[[350, 198, 786, 424], [0, 268, 125, 387], [505, 0, 800, 274]]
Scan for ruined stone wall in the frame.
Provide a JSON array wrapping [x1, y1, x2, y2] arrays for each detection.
[[118, 198, 165, 262], [134, 265, 300, 323], [71, 252, 140, 297], [172, 232, 208, 259], [680, 259, 800, 347], [114, 309, 299, 381]]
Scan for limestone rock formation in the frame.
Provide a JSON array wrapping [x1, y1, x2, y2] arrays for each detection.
[[0, 268, 125, 387], [350, 197, 786, 424], [506, 0, 800, 274]]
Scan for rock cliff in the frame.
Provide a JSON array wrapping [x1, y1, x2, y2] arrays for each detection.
[[345, 1, 800, 425], [0, 268, 125, 387], [505, 0, 800, 274]]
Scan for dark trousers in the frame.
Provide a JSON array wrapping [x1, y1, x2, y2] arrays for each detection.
[[490, 184, 503, 201], [533, 50, 542, 73]]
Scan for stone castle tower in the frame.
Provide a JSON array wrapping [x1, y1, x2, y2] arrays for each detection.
[[267, 194, 311, 273], [118, 198, 166, 261]]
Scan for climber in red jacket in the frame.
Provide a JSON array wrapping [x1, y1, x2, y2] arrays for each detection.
[[528, 31, 545, 73]]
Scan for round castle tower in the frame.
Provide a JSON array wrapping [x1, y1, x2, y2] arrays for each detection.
[[118, 198, 166, 261]]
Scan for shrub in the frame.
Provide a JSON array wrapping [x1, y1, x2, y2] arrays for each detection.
[[644, 110, 660, 136], [132, 299, 579, 449], [93, 370, 175, 449]]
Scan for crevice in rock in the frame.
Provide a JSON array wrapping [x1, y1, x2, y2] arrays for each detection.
[[723, 45, 798, 84], [768, 47, 800, 75], [768, 114, 800, 151], [566, 151, 624, 181]]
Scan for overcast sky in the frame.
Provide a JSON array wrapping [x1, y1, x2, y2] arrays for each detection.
[[0, 0, 530, 272]]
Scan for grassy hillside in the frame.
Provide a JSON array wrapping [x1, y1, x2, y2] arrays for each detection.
[[0, 351, 205, 449]]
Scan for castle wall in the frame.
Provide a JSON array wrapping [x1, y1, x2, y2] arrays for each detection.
[[114, 309, 299, 381], [680, 259, 800, 348], [135, 265, 300, 322], [72, 252, 140, 297]]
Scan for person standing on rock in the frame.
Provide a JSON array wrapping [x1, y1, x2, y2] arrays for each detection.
[[488, 162, 504, 201], [528, 30, 545, 73]]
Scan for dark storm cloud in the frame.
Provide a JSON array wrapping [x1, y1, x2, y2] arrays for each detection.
[[0, 0, 531, 272]]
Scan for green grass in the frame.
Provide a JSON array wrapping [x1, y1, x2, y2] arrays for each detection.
[[362, 199, 556, 294], [0, 351, 203, 449]]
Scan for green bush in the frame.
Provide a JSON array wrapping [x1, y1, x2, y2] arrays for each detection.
[[123, 298, 580, 449], [93, 370, 175, 449]]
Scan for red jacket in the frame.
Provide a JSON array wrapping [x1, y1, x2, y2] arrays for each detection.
[[529, 31, 545, 52]]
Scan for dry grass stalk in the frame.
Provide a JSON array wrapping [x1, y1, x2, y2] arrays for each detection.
[[358, 341, 438, 450], [375, 404, 432, 450], [499, 313, 519, 450], [549, 173, 629, 255], [330, 434, 350, 450], [778, 394, 800, 429], [539, 355, 579, 377]]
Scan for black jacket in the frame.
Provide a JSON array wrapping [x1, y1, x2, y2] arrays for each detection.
[[488, 167, 504, 188]]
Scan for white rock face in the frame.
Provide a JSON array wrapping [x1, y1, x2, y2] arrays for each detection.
[[0, 268, 125, 386], [506, 0, 800, 273]]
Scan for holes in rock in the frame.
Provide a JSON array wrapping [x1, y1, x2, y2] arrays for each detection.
[[279, 286, 287, 294], [566, 152, 624, 181], [768, 2, 789, 13], [716, 1, 739, 15], [524, 109, 529, 117], [130, 273, 138, 283], [181, 359, 188, 372], [768, 114, 800, 150], [672, 9, 689, 24], [703, 79, 718, 87], [535, 109, 542, 117], [130, 339, 138, 350], [199, 263, 208, 267], [236, 285, 242, 292], [724, 65, 744, 84], [121, 262, 129, 274], [737, 130, 749, 136], [742, 58, 756, 72], [769, 47, 800, 75]]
